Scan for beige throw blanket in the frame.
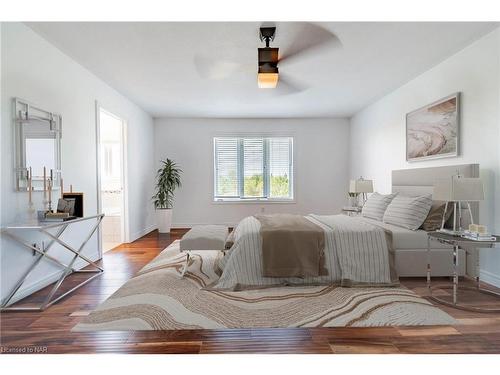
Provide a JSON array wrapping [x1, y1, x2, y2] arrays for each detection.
[[254, 214, 327, 278]]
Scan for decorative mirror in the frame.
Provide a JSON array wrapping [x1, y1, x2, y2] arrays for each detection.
[[14, 98, 62, 191]]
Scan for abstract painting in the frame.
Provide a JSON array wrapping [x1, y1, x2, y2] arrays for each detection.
[[406, 93, 459, 161]]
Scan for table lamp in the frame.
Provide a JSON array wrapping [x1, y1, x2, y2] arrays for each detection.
[[349, 177, 373, 207], [433, 175, 484, 235]]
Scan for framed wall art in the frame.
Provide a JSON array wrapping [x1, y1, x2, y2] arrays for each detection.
[[406, 92, 460, 162]]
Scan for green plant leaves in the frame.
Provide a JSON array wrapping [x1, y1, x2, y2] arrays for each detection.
[[152, 159, 182, 209]]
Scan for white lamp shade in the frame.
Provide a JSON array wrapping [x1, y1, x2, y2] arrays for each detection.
[[349, 179, 373, 193], [433, 176, 484, 202]]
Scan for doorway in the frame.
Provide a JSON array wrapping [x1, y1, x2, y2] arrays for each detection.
[[96, 105, 127, 253]]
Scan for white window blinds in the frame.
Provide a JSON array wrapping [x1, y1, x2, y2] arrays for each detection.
[[214, 138, 239, 197], [214, 137, 293, 201], [269, 138, 292, 198], [243, 138, 264, 198]]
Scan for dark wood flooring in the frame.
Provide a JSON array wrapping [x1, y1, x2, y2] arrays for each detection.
[[2, 229, 500, 354]]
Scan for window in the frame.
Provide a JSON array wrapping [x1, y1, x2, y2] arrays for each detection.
[[214, 137, 293, 201]]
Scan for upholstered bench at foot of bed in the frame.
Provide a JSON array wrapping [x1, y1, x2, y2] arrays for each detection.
[[179, 225, 229, 277]]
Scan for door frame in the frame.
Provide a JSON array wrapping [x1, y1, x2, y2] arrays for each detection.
[[95, 101, 129, 258]]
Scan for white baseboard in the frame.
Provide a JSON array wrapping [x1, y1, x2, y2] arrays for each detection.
[[172, 222, 236, 228], [129, 224, 157, 242], [2, 253, 101, 307], [480, 269, 500, 288], [3, 270, 63, 306]]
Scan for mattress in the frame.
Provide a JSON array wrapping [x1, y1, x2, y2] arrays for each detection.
[[357, 217, 451, 250], [356, 217, 463, 277]]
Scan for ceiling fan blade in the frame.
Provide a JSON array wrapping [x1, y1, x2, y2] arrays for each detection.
[[275, 73, 308, 95], [279, 23, 340, 65], [193, 55, 242, 80]]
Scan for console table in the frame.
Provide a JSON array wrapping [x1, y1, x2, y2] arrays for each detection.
[[1, 214, 104, 311], [427, 231, 500, 313]]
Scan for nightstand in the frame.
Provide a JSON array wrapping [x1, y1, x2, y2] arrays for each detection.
[[341, 207, 362, 217], [427, 231, 500, 312]]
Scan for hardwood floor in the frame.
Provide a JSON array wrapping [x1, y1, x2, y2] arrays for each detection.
[[2, 229, 500, 354]]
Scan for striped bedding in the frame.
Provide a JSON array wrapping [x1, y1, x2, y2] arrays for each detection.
[[383, 194, 433, 230], [212, 214, 398, 290]]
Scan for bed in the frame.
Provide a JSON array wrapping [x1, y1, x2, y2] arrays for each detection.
[[391, 163, 479, 277], [212, 164, 479, 290], [212, 214, 399, 290], [358, 217, 462, 276]]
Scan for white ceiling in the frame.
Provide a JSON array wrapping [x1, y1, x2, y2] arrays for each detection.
[[28, 22, 498, 118]]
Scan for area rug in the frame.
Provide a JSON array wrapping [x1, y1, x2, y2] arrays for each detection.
[[73, 240, 456, 331]]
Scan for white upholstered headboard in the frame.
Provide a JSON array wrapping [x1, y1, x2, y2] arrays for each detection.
[[391, 163, 480, 223]]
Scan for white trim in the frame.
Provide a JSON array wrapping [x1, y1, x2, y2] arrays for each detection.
[[95, 102, 103, 257], [95, 103, 129, 251], [121, 120, 130, 243], [129, 224, 157, 243], [480, 269, 500, 288], [4, 270, 61, 306], [212, 198, 296, 204], [171, 222, 236, 228], [3, 253, 100, 306]]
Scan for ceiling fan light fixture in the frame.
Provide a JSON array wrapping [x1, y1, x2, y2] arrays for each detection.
[[257, 32, 279, 89], [258, 72, 279, 89]]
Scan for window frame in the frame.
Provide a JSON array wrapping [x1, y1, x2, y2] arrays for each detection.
[[213, 136, 295, 203]]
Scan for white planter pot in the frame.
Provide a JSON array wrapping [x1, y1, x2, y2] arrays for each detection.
[[157, 208, 173, 233]]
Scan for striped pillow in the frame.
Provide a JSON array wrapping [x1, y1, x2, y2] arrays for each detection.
[[383, 194, 433, 230], [361, 192, 398, 221]]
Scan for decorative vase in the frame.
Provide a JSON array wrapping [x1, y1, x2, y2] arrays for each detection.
[[157, 208, 173, 233]]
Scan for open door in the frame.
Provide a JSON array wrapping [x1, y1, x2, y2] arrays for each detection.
[[96, 105, 127, 253]]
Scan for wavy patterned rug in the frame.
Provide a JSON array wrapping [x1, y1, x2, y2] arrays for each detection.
[[73, 240, 456, 331]]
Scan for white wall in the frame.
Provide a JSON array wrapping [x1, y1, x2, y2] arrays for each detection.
[[154, 118, 350, 227], [350, 28, 500, 286], [0, 23, 155, 304]]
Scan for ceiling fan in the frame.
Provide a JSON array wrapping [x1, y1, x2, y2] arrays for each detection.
[[257, 26, 279, 88], [194, 22, 340, 94]]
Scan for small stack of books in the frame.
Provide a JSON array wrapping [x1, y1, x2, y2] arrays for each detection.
[[462, 230, 496, 241], [342, 206, 362, 212], [38, 211, 76, 222]]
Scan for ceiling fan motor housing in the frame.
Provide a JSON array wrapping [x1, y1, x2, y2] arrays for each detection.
[[258, 26, 279, 88], [258, 47, 279, 74]]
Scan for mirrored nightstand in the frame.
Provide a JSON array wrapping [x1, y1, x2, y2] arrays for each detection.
[[427, 231, 500, 312]]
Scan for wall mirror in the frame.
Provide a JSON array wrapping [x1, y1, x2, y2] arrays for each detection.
[[14, 98, 62, 191]]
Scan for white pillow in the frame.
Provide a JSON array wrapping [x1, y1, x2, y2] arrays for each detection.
[[383, 194, 433, 230], [361, 192, 398, 221]]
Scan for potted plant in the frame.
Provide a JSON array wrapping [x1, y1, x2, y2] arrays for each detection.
[[152, 159, 182, 233]]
